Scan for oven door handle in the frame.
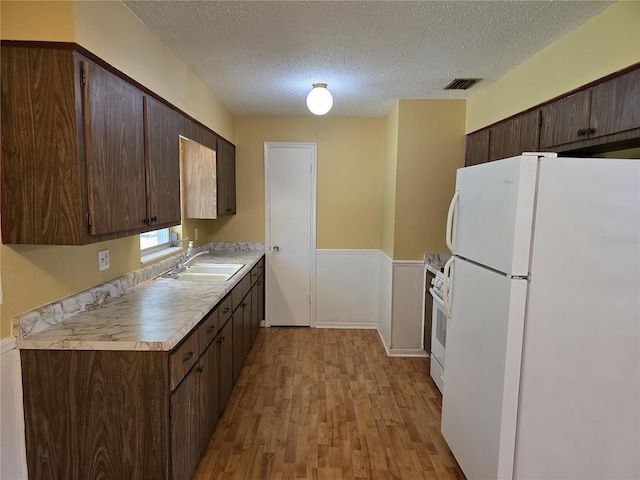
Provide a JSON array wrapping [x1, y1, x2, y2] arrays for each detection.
[[442, 257, 455, 319]]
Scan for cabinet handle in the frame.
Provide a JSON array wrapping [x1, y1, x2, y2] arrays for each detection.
[[183, 351, 194, 362], [142, 217, 150, 225], [150, 216, 158, 223], [223, 307, 230, 314], [207, 325, 216, 333], [586, 127, 596, 136], [226, 208, 232, 212], [577, 129, 586, 137], [197, 365, 203, 373]]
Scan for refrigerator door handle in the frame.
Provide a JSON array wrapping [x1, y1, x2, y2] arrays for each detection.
[[446, 190, 460, 254], [442, 256, 455, 319]]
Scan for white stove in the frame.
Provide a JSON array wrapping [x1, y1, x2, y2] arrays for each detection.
[[429, 269, 450, 393]]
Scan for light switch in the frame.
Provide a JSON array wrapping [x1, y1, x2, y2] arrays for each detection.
[[98, 249, 110, 271]]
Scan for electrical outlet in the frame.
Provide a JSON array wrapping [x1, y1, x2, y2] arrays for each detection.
[[195, 228, 199, 241], [98, 249, 110, 271]]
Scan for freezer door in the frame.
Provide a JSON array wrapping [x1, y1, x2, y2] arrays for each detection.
[[514, 157, 640, 479], [441, 258, 528, 480], [449, 155, 538, 276]]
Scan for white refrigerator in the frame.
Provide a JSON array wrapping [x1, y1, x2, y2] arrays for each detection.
[[440, 154, 639, 480]]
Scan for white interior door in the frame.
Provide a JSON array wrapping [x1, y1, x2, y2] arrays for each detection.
[[264, 142, 316, 327]]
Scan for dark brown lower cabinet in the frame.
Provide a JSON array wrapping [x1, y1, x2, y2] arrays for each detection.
[[170, 363, 200, 480], [217, 318, 234, 414], [242, 291, 252, 358], [21, 350, 169, 480], [232, 310, 244, 383], [198, 341, 220, 453], [20, 258, 264, 480]]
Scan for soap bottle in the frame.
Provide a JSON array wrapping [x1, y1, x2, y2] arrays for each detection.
[[187, 241, 194, 258]]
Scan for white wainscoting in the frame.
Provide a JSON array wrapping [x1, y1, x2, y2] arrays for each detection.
[[315, 249, 426, 357], [315, 250, 381, 329], [1, 337, 28, 480]]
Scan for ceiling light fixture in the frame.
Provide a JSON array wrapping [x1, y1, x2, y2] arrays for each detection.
[[306, 83, 333, 115]]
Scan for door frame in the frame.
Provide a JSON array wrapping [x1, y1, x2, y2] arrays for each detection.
[[264, 142, 317, 328]]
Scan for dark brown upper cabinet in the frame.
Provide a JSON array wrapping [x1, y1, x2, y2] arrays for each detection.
[[466, 65, 639, 165], [489, 110, 541, 162], [2, 46, 90, 244], [464, 129, 490, 167], [464, 110, 541, 167], [216, 138, 237, 216], [144, 96, 183, 229], [83, 57, 147, 236], [540, 68, 640, 150], [589, 68, 640, 141], [1, 44, 184, 244], [540, 90, 591, 149]]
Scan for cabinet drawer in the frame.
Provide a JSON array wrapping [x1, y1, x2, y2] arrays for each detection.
[[169, 332, 199, 390], [198, 308, 219, 353], [218, 295, 233, 324], [232, 275, 250, 311]]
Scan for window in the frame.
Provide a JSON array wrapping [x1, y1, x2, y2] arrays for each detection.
[[140, 227, 171, 255]]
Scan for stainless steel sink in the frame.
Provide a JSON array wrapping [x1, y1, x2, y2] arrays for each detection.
[[176, 263, 244, 282]]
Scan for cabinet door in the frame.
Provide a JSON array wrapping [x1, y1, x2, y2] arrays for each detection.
[[251, 281, 260, 343], [257, 274, 265, 327], [182, 118, 202, 144], [82, 60, 147, 235], [465, 129, 490, 167], [144, 96, 182, 228], [170, 367, 200, 480], [218, 320, 234, 413], [242, 292, 252, 357], [489, 111, 540, 162], [217, 139, 237, 215], [539, 90, 590, 149], [198, 345, 219, 453], [232, 312, 244, 383], [590, 68, 640, 139]]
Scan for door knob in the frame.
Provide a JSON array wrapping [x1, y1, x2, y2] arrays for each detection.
[[273, 245, 280, 253]]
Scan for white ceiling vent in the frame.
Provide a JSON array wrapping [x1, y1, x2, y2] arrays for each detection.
[[444, 78, 481, 90]]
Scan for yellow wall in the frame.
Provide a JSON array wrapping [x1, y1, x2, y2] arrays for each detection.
[[467, 1, 640, 132], [214, 117, 385, 249], [0, 1, 234, 337], [381, 101, 399, 258], [393, 100, 466, 260], [0, 0, 74, 41]]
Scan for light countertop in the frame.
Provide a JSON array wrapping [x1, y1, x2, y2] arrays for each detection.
[[14, 249, 264, 352]]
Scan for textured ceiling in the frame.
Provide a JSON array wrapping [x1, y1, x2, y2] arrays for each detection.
[[124, 0, 613, 117]]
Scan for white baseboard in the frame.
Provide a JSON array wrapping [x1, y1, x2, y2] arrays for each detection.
[[376, 328, 429, 357], [316, 322, 378, 329], [0, 337, 28, 480]]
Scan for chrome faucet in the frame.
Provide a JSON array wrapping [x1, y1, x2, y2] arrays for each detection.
[[183, 250, 210, 267], [173, 244, 210, 274]]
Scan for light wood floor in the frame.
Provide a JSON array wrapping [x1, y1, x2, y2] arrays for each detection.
[[194, 328, 465, 480]]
